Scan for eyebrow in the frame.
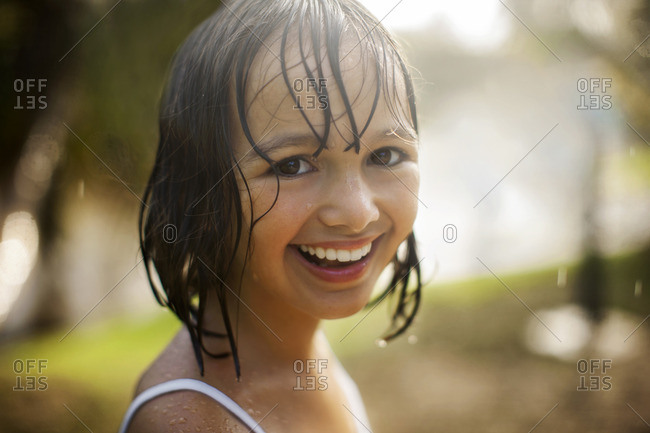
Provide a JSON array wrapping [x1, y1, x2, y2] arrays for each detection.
[[243, 125, 417, 163], [256, 133, 320, 156]]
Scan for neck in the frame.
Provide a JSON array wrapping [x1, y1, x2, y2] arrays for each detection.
[[200, 284, 328, 374]]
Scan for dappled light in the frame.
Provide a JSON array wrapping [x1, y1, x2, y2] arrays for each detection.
[[0, 211, 39, 321]]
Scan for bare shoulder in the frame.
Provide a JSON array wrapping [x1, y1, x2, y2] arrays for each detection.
[[124, 330, 249, 433]]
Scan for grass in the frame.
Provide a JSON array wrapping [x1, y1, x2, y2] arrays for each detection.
[[4, 311, 179, 394], [0, 311, 180, 432]]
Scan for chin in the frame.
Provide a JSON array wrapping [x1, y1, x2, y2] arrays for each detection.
[[311, 290, 372, 320]]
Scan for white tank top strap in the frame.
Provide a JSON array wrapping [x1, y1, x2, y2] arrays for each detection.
[[117, 378, 267, 433]]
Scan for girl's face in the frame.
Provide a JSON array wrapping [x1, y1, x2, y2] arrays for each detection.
[[230, 37, 420, 319]]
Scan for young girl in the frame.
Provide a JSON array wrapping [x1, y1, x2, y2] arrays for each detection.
[[119, 0, 422, 431]]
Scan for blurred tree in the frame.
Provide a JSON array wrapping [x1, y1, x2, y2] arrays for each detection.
[[0, 0, 83, 333], [573, 0, 650, 322], [1, 0, 221, 335]]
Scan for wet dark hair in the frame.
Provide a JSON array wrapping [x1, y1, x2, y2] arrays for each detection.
[[139, 0, 422, 379]]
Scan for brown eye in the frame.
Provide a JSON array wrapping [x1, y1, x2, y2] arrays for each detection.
[[275, 158, 312, 176], [369, 148, 402, 167]]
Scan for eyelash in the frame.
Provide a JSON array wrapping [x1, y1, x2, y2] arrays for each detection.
[[271, 157, 314, 177], [270, 147, 408, 178], [368, 147, 408, 167]]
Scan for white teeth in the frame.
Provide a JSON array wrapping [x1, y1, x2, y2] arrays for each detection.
[[297, 242, 373, 263], [337, 250, 351, 262]]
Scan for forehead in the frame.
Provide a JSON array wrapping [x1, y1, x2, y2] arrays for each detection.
[[235, 26, 412, 147]]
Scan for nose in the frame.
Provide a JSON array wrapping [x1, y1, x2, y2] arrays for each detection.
[[317, 169, 380, 233]]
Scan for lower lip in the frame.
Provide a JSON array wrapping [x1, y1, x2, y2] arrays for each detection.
[[290, 239, 379, 284]]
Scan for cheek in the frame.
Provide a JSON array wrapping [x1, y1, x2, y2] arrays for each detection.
[[240, 177, 276, 222], [377, 164, 420, 233], [245, 178, 311, 258]]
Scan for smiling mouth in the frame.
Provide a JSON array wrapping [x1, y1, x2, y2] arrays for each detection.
[[295, 242, 373, 268]]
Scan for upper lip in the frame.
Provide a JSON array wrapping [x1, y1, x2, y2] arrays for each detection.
[[292, 235, 381, 250]]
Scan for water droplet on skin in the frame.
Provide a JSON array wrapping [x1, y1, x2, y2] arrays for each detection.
[[178, 417, 187, 424]]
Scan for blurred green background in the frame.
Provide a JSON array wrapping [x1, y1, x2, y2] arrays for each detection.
[[1, 0, 649, 432]]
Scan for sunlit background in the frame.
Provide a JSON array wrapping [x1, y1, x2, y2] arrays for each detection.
[[1, 0, 649, 431]]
